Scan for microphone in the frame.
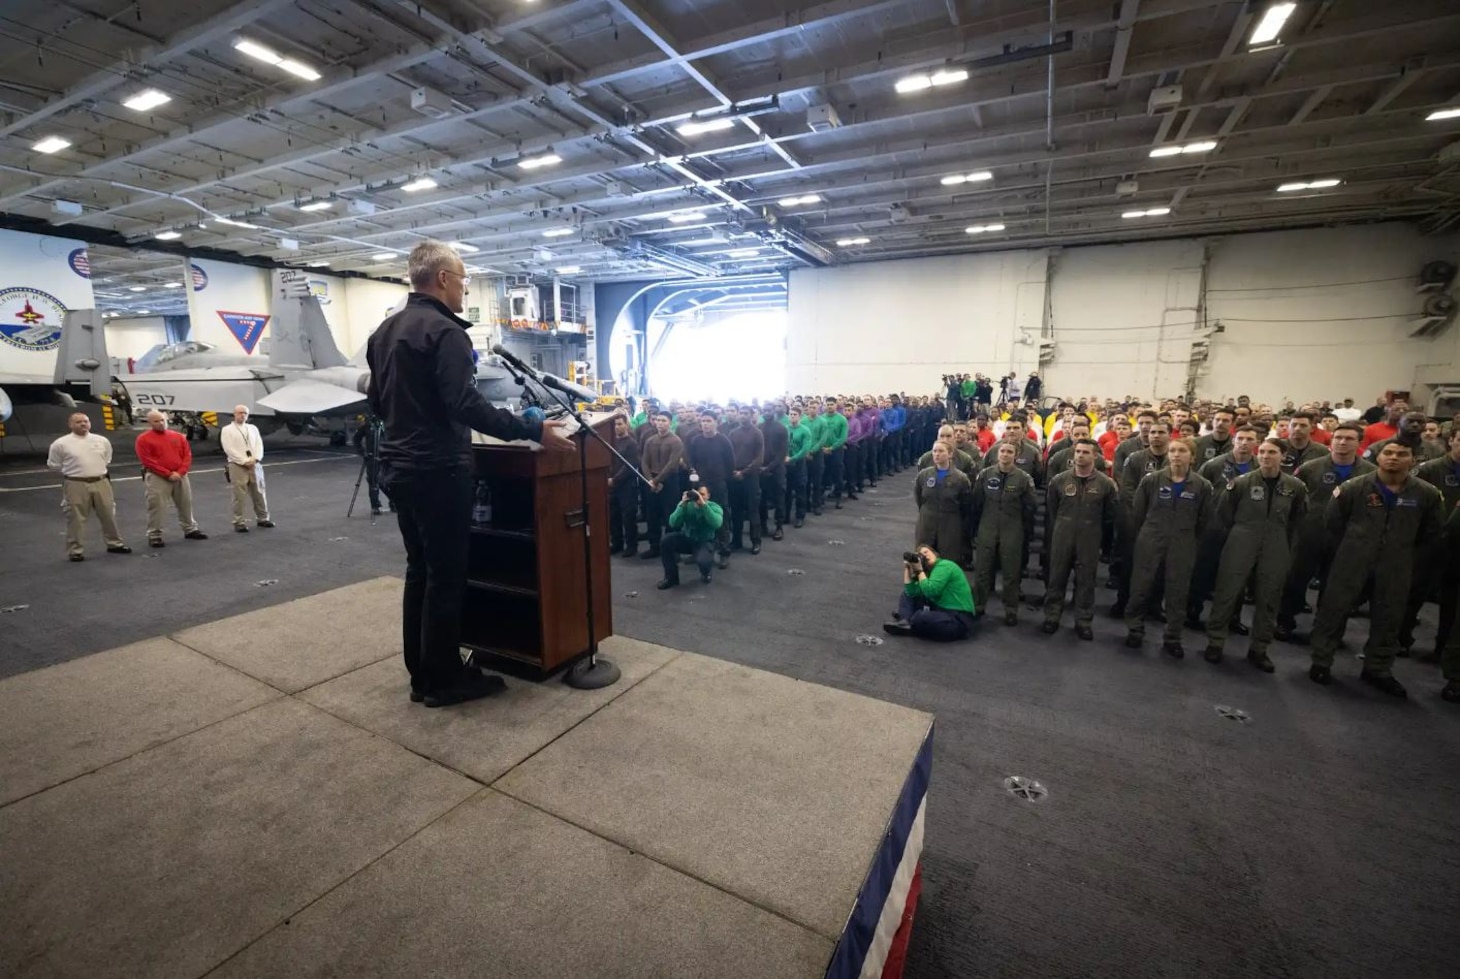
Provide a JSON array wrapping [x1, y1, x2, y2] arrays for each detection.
[[538, 372, 599, 404], [491, 344, 535, 377]]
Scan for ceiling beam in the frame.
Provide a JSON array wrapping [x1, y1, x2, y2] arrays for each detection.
[[1106, 0, 1140, 88], [1289, 84, 1333, 125], [1365, 67, 1422, 115], [0, 0, 297, 140]]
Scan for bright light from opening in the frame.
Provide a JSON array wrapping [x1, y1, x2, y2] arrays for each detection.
[[155, 231, 181, 240], [123, 89, 171, 112], [215, 216, 260, 229], [32, 136, 70, 154], [645, 311, 787, 403], [725, 248, 760, 258], [1428, 107, 1460, 121], [401, 177, 437, 192], [1249, 3, 1297, 46], [677, 117, 735, 137], [298, 200, 332, 212], [667, 212, 706, 223], [136, 310, 151, 315], [163, 282, 182, 288], [836, 237, 871, 246], [306, 261, 330, 267], [542, 228, 574, 237], [519, 153, 562, 170]]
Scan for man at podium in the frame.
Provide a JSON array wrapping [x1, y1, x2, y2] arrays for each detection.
[[367, 240, 573, 709]]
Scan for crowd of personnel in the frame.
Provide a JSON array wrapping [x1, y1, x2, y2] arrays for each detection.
[[612, 386, 1460, 705]]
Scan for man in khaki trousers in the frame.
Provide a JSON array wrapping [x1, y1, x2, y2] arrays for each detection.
[[135, 410, 208, 547], [46, 412, 131, 562], [220, 404, 274, 531]]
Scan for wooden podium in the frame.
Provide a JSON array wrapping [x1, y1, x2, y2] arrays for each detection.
[[461, 414, 615, 680]]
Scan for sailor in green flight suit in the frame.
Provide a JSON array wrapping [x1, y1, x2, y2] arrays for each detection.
[[971, 440, 1038, 626], [1042, 439, 1118, 640]]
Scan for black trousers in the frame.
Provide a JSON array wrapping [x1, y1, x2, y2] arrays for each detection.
[[379, 464, 474, 695], [865, 436, 881, 484], [760, 464, 786, 530], [844, 442, 862, 492], [609, 484, 639, 552], [807, 452, 824, 510], [825, 447, 845, 502], [728, 473, 762, 546], [787, 458, 808, 519], [660, 532, 714, 583], [643, 475, 680, 552]]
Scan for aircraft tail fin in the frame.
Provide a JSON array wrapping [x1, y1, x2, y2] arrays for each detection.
[[269, 271, 348, 370], [55, 309, 112, 397]]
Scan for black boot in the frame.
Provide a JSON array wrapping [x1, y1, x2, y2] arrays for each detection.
[[1075, 624, 1093, 641], [1247, 649, 1275, 674], [1162, 641, 1185, 659], [1309, 664, 1332, 685], [1442, 680, 1460, 703], [1203, 644, 1223, 664], [1360, 671, 1407, 698], [1124, 631, 1143, 649], [772, 526, 784, 541]]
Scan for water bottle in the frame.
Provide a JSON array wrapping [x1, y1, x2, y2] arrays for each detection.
[[472, 480, 492, 526]]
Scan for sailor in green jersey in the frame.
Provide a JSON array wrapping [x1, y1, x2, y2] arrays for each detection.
[[786, 406, 815, 527]]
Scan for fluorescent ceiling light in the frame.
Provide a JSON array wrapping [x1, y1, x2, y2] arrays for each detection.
[[941, 171, 993, 186], [519, 153, 562, 170], [895, 75, 933, 94], [1121, 208, 1171, 219], [401, 177, 437, 192], [371, 252, 396, 261], [449, 242, 479, 253], [726, 249, 760, 258], [1249, 3, 1297, 46], [32, 136, 70, 154], [234, 39, 282, 64], [136, 310, 151, 315], [836, 237, 871, 246], [1428, 107, 1460, 121], [163, 282, 182, 289], [930, 68, 969, 86], [214, 216, 259, 229], [1182, 140, 1218, 154], [965, 224, 1006, 234], [677, 117, 735, 137], [129, 286, 147, 292], [306, 261, 330, 267], [777, 194, 821, 207], [154, 231, 182, 240], [1277, 178, 1342, 192], [1148, 146, 1183, 158], [277, 58, 321, 81], [123, 89, 171, 112], [297, 200, 332, 212], [555, 266, 581, 275], [667, 212, 706, 223], [542, 228, 574, 237]]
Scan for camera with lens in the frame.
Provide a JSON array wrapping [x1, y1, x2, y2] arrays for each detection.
[[903, 551, 921, 565]]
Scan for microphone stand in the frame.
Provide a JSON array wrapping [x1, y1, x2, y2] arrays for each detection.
[[506, 356, 652, 690]]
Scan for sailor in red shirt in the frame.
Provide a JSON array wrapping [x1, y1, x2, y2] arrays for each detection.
[[970, 412, 998, 454], [1099, 417, 1131, 462], [134, 410, 208, 546], [1361, 399, 1406, 451]]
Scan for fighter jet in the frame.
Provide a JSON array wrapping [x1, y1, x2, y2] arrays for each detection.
[[116, 276, 369, 435]]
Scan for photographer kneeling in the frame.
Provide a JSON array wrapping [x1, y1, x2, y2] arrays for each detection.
[[884, 545, 979, 641], [657, 483, 724, 589]]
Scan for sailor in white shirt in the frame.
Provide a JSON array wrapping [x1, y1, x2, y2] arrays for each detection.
[[46, 412, 131, 561], [220, 404, 274, 531]]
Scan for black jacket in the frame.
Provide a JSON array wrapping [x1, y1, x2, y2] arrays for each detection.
[[366, 293, 542, 470]]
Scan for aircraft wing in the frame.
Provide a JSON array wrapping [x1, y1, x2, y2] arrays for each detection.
[[119, 368, 279, 415], [256, 377, 367, 415]]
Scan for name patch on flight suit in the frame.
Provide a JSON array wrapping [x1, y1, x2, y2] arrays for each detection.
[[1395, 497, 1419, 508], [1158, 486, 1173, 500], [987, 477, 1002, 490], [1250, 486, 1265, 501], [1180, 490, 1197, 500], [1278, 485, 1294, 496]]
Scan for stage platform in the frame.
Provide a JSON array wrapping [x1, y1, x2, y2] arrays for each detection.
[[0, 577, 934, 979]]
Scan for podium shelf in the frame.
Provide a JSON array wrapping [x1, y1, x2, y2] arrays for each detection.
[[465, 579, 539, 599], [470, 526, 535, 541]]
